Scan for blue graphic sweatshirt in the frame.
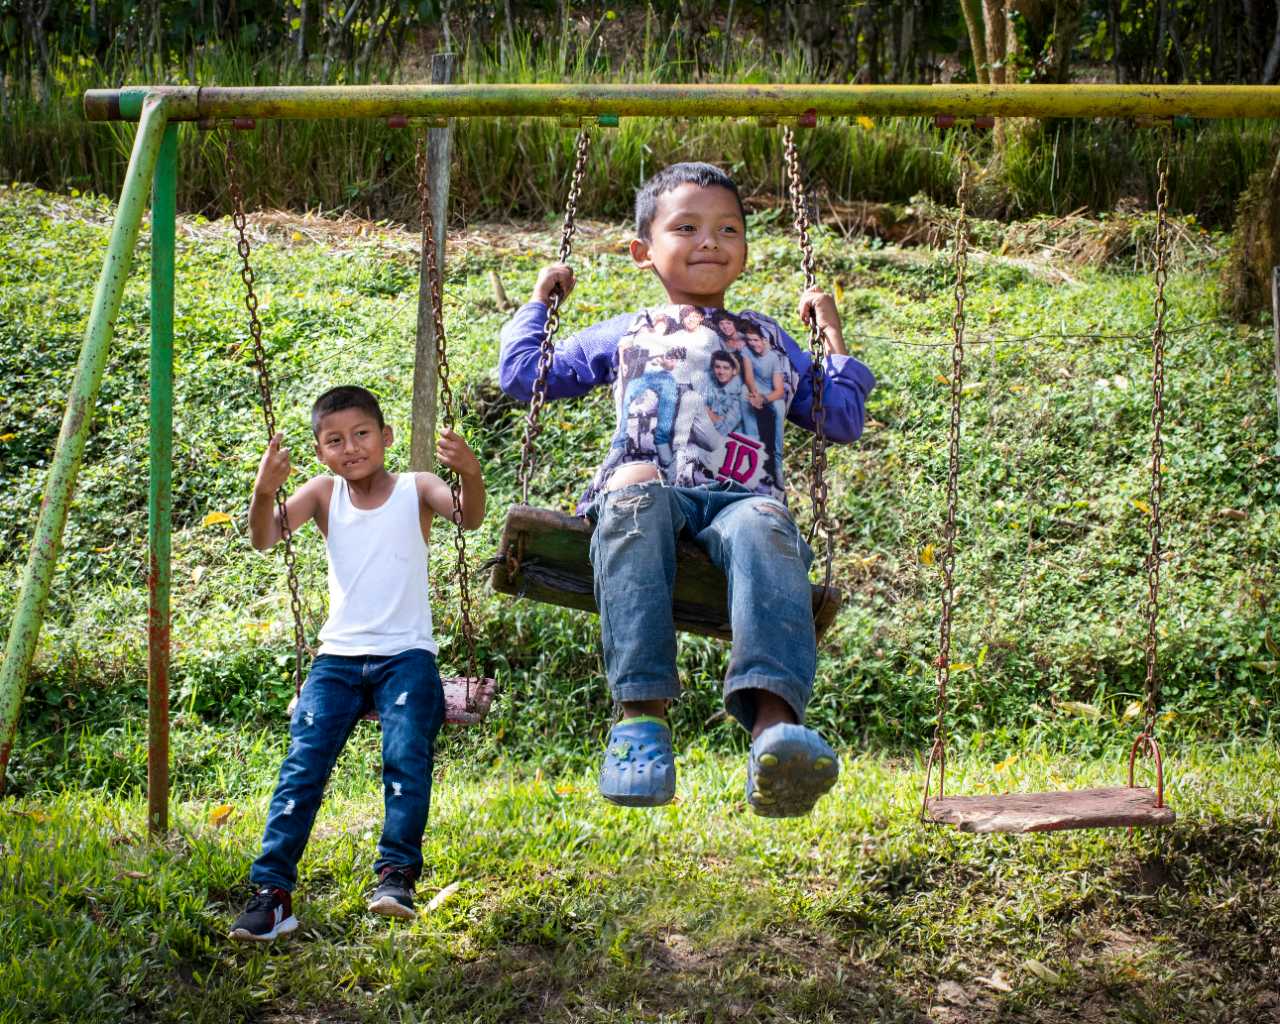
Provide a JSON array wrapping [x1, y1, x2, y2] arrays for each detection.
[[499, 302, 876, 514]]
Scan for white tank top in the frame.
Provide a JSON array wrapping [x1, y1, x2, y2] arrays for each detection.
[[316, 473, 437, 657]]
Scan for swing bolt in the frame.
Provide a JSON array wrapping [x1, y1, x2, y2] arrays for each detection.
[[387, 114, 409, 128], [794, 107, 818, 128], [231, 116, 256, 131]]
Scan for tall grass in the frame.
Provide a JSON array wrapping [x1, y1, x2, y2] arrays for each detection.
[[2, 33, 1277, 227]]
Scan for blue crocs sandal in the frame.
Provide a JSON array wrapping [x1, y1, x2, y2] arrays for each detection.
[[599, 716, 676, 807], [746, 723, 839, 818]]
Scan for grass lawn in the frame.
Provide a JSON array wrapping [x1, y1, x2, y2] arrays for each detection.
[[3, 740, 1278, 1023], [1, 182, 1277, 1022]]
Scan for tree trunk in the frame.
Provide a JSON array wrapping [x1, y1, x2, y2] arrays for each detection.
[[960, 0, 990, 83], [1263, 0, 1280, 82], [982, 0, 1008, 83], [321, 0, 364, 83], [721, 0, 735, 78], [1046, 0, 1084, 83], [296, 0, 308, 65], [1109, 0, 1123, 82], [503, 0, 516, 67]]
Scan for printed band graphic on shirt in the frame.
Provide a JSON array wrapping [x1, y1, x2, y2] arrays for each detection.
[[582, 305, 799, 507]]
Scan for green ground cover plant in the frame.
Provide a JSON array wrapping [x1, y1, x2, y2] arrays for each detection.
[[1, 743, 1277, 1022], [0, 180, 1276, 795]]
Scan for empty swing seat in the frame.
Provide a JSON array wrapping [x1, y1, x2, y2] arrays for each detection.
[[925, 787, 1175, 834], [360, 675, 498, 727], [490, 504, 842, 641]]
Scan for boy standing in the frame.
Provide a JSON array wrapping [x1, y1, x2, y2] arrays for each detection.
[[229, 386, 485, 941], [499, 162, 875, 817]]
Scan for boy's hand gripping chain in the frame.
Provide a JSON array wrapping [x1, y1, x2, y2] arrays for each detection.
[[781, 126, 835, 595], [516, 129, 592, 503], [415, 132, 481, 705], [225, 132, 308, 700]]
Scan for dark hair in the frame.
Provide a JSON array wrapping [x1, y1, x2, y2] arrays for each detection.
[[678, 305, 704, 325], [634, 162, 746, 241], [709, 350, 739, 372], [652, 314, 679, 334], [311, 385, 385, 435]]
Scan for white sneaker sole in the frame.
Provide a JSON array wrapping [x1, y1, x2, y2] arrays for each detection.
[[228, 914, 298, 942], [367, 896, 416, 920]]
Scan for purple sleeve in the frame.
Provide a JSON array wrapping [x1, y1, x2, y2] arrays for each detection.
[[498, 302, 634, 402], [745, 313, 876, 443]]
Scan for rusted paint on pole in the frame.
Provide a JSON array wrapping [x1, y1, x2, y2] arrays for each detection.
[[148, 121, 177, 834], [1272, 266, 1280, 456], [410, 52, 457, 473], [84, 83, 1280, 123], [0, 96, 170, 795]]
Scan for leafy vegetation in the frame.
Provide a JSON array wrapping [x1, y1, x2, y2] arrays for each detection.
[[3, 4, 1280, 229], [0, 180, 1276, 798], [2, 742, 1278, 1022]]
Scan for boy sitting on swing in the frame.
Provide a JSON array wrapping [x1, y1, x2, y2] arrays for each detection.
[[229, 385, 485, 941], [499, 162, 875, 816]]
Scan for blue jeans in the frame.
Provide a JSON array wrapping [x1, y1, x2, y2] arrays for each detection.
[[250, 648, 445, 891], [587, 480, 816, 731]]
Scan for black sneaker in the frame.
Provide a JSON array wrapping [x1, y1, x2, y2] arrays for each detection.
[[228, 886, 298, 942], [367, 867, 417, 919]]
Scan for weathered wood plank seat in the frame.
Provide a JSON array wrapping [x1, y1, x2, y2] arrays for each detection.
[[925, 786, 1176, 834], [490, 504, 842, 641]]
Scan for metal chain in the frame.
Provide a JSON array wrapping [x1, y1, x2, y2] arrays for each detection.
[[225, 131, 308, 699], [516, 128, 591, 503], [416, 132, 480, 704], [781, 125, 835, 593], [925, 154, 971, 804], [1142, 139, 1171, 741]]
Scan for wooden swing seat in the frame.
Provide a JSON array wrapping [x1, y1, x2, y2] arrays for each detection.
[[490, 504, 842, 641], [925, 786, 1175, 834], [360, 675, 497, 727]]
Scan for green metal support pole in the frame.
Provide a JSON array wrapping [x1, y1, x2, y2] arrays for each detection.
[[0, 96, 170, 795], [83, 83, 1280, 123], [147, 122, 177, 834]]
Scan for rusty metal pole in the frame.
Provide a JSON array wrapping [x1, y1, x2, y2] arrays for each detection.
[[0, 95, 170, 794], [410, 52, 457, 472], [1272, 266, 1280, 456], [84, 83, 1280, 123], [147, 121, 177, 834]]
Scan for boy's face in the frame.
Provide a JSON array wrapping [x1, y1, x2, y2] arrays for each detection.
[[712, 358, 736, 383], [630, 182, 747, 308], [717, 316, 736, 336], [313, 407, 393, 481], [745, 331, 767, 355]]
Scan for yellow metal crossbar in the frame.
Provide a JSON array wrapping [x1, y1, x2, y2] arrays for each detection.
[[83, 83, 1280, 123]]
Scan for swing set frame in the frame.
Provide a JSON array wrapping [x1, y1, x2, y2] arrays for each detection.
[[1, 83, 1277, 835]]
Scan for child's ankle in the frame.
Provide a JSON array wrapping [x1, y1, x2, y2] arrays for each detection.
[[749, 691, 798, 740], [620, 699, 668, 722]]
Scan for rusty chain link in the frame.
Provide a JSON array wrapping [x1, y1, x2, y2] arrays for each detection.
[[225, 130, 308, 699], [416, 131, 480, 706], [516, 128, 591, 503], [1141, 138, 1171, 744], [782, 125, 835, 595], [923, 152, 971, 814]]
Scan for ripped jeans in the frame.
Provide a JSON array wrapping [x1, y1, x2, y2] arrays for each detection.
[[587, 480, 816, 731], [250, 648, 445, 891]]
